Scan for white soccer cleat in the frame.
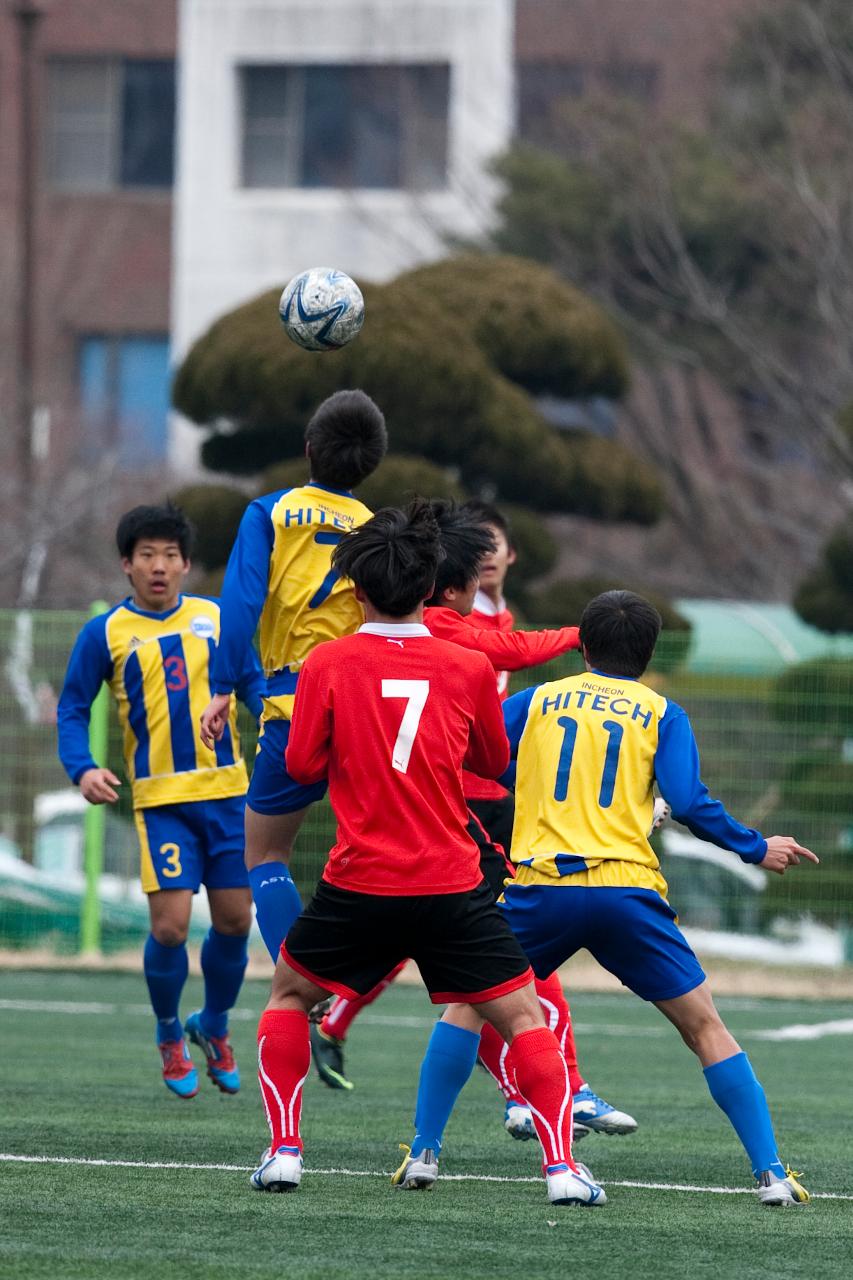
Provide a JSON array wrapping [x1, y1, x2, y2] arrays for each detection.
[[546, 1161, 606, 1206], [572, 1085, 638, 1135], [250, 1145, 303, 1193], [756, 1167, 810, 1206], [504, 1102, 537, 1141], [391, 1144, 438, 1190]]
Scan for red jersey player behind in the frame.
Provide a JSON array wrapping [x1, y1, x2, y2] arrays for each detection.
[[249, 500, 604, 1207]]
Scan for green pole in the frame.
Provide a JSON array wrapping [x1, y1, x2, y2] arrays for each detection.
[[80, 600, 110, 955]]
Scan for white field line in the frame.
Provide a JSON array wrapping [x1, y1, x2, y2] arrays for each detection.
[[0, 999, 661, 1035], [0, 1153, 849, 1201], [4, 999, 852, 1042], [749, 1018, 853, 1041]]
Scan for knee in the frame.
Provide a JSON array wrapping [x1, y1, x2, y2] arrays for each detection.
[[244, 848, 292, 872], [152, 923, 188, 949], [216, 914, 253, 938]]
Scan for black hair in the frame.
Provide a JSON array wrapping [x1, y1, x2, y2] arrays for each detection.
[[332, 498, 443, 617], [115, 502, 195, 561], [579, 590, 662, 678], [425, 500, 497, 606], [306, 389, 388, 490], [460, 499, 513, 548]]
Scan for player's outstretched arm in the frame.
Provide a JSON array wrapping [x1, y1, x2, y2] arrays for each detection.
[[78, 768, 121, 805], [426, 606, 579, 672], [654, 703, 768, 862], [760, 836, 820, 876]]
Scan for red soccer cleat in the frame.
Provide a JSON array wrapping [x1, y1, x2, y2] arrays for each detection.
[[159, 1038, 199, 1099]]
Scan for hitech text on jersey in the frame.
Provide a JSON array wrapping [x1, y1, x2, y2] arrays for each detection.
[[503, 669, 766, 896], [58, 595, 264, 808], [212, 484, 373, 722]]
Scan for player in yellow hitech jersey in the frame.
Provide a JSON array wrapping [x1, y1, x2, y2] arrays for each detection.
[[498, 590, 819, 1206], [58, 504, 265, 1098], [199, 390, 387, 961]]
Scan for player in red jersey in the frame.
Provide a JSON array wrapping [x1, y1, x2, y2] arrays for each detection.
[[310, 503, 581, 1088], [311, 502, 637, 1146], [249, 501, 604, 1207]]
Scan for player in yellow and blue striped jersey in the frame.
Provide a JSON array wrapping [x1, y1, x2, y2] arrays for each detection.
[[498, 589, 819, 1206], [199, 390, 387, 962], [58, 504, 265, 1099]]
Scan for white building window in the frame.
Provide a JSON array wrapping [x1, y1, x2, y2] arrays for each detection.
[[241, 63, 450, 190]]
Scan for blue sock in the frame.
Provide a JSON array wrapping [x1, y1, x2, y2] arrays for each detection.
[[200, 929, 249, 1038], [704, 1051, 785, 1178], [249, 862, 302, 962], [411, 1021, 481, 1157], [143, 934, 188, 1044]]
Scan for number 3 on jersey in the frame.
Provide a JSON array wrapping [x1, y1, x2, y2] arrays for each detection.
[[382, 680, 429, 774]]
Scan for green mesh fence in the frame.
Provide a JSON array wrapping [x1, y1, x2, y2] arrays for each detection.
[[0, 612, 850, 959]]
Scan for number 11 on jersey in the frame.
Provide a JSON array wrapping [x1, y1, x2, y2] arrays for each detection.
[[382, 680, 429, 774]]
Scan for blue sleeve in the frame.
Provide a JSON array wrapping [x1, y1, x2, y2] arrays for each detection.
[[654, 702, 767, 864], [233, 643, 265, 721], [497, 686, 539, 788], [56, 615, 114, 785], [212, 496, 276, 693]]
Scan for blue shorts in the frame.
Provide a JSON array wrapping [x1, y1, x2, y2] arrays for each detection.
[[247, 718, 328, 816], [135, 796, 249, 895], [499, 883, 706, 1002]]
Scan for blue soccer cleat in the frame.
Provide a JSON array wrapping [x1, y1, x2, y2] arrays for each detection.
[[250, 1146, 303, 1193], [572, 1084, 638, 1136], [185, 1011, 240, 1094], [159, 1038, 199, 1099]]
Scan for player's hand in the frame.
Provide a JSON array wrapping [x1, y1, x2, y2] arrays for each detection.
[[79, 768, 121, 805], [760, 836, 820, 876], [200, 693, 232, 747]]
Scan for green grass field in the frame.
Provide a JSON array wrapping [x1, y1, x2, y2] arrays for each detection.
[[2, 970, 851, 1280]]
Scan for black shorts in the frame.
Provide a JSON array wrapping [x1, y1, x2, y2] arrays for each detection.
[[467, 811, 514, 901], [282, 878, 533, 1005], [468, 795, 516, 858]]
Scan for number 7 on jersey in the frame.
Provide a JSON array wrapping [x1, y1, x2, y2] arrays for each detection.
[[382, 680, 429, 774]]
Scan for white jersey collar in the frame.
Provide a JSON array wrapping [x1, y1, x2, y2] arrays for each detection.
[[473, 589, 505, 616], [358, 622, 431, 638]]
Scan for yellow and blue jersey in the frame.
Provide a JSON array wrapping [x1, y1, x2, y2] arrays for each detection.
[[58, 594, 264, 809], [211, 483, 372, 722], [502, 669, 766, 896]]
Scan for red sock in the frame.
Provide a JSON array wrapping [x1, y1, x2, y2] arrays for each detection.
[[478, 1020, 525, 1105], [509, 1026, 576, 1172], [534, 971, 584, 1095], [321, 959, 408, 1041], [257, 1009, 310, 1153]]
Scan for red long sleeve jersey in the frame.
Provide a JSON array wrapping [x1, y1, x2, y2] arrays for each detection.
[[423, 607, 579, 672], [424, 604, 580, 803], [285, 623, 510, 895]]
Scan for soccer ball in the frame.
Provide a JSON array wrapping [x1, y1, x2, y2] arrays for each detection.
[[278, 267, 365, 352]]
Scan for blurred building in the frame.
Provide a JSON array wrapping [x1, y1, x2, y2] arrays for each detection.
[[171, 0, 514, 469], [0, 0, 761, 480]]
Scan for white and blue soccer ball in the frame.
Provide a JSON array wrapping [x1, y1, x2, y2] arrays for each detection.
[[278, 267, 365, 352]]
